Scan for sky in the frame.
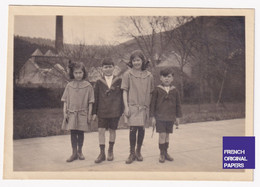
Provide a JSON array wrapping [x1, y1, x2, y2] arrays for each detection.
[[14, 16, 130, 45]]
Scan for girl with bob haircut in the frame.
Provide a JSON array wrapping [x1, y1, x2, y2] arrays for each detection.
[[121, 50, 154, 164], [61, 61, 94, 162]]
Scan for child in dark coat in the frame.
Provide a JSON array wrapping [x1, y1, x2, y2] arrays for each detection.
[[150, 68, 182, 163], [92, 58, 123, 163]]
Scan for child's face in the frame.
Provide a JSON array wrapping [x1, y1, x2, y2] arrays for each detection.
[[160, 74, 174, 86], [102, 64, 114, 76], [132, 57, 142, 70], [73, 68, 84, 81]]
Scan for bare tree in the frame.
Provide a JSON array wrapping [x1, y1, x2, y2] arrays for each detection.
[[164, 16, 196, 99], [119, 16, 181, 68]]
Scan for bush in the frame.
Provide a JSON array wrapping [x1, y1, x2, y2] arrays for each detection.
[[13, 102, 245, 139], [14, 86, 64, 109]]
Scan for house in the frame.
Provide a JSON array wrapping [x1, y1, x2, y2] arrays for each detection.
[[16, 49, 69, 88]]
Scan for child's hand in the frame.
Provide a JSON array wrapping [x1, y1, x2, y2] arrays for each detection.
[[64, 113, 68, 123], [87, 114, 92, 125], [124, 106, 130, 118], [92, 114, 97, 121], [151, 117, 156, 128]]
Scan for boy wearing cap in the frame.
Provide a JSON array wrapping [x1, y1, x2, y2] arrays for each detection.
[[92, 58, 123, 163]]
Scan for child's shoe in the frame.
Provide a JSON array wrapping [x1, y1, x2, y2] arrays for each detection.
[[107, 142, 114, 161], [125, 153, 136, 164], [164, 142, 174, 161], [125, 146, 136, 164], [159, 143, 165, 163], [159, 154, 165, 163], [95, 144, 106, 163], [78, 152, 85, 160], [78, 145, 85, 160], [95, 153, 106, 163], [107, 151, 114, 161], [135, 145, 143, 161], [165, 153, 174, 161], [66, 151, 78, 162]]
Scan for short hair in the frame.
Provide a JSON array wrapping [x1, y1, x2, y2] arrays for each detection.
[[160, 68, 174, 77], [127, 50, 149, 71], [101, 57, 114, 66], [68, 60, 87, 80]]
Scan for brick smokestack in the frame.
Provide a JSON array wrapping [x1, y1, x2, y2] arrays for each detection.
[[55, 16, 63, 53]]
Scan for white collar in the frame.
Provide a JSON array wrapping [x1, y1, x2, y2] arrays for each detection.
[[104, 76, 113, 88]]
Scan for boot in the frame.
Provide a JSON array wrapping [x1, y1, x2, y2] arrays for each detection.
[[95, 144, 106, 163], [125, 146, 136, 164], [159, 144, 165, 163], [67, 133, 78, 162], [107, 142, 114, 161], [78, 146, 85, 160], [135, 144, 143, 161], [67, 148, 78, 162], [67, 147, 78, 162], [164, 142, 174, 161]]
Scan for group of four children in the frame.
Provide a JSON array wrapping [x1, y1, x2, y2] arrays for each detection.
[[61, 50, 182, 164]]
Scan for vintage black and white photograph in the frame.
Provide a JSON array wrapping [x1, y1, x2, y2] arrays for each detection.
[[4, 6, 254, 180]]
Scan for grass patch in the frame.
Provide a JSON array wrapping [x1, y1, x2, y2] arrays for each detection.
[[13, 102, 245, 139]]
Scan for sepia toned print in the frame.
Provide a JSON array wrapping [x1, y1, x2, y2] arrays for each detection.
[[4, 6, 254, 180]]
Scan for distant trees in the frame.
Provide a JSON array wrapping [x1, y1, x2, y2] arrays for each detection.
[[119, 16, 184, 68], [118, 16, 245, 105], [190, 17, 245, 105], [164, 16, 196, 99], [15, 16, 245, 105], [119, 16, 196, 99]]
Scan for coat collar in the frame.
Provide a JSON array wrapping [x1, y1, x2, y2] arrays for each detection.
[[98, 76, 120, 87], [157, 85, 175, 93]]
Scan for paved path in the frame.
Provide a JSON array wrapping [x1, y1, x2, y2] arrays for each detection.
[[13, 119, 245, 172]]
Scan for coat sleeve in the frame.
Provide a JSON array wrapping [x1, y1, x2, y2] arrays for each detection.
[[92, 81, 99, 115], [175, 89, 183, 118], [150, 88, 158, 118], [88, 85, 95, 104]]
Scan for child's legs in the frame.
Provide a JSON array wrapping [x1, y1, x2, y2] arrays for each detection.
[[108, 117, 119, 142], [98, 128, 106, 145], [159, 133, 167, 144], [77, 130, 84, 147], [156, 120, 167, 144], [165, 121, 173, 143], [70, 130, 78, 148], [137, 127, 145, 146], [129, 126, 138, 147], [109, 129, 116, 142], [165, 133, 170, 143]]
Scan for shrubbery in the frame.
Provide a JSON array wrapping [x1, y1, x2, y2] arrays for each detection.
[[14, 86, 64, 109]]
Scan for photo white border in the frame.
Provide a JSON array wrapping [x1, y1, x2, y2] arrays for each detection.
[[1, 1, 259, 186], [3, 6, 254, 181]]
